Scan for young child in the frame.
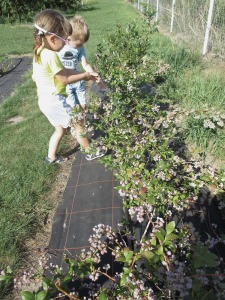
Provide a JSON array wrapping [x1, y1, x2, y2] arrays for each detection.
[[57, 15, 99, 111], [32, 9, 107, 163]]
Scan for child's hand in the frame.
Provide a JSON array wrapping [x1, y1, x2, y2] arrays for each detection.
[[89, 71, 99, 77], [85, 72, 99, 81], [96, 76, 103, 84]]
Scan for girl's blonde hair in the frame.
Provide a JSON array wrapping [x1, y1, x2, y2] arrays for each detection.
[[33, 9, 72, 61], [70, 15, 90, 43]]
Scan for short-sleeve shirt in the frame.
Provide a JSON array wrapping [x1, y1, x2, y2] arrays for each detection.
[[33, 47, 66, 97], [57, 44, 86, 71]]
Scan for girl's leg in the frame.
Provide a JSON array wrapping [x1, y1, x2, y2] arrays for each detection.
[[73, 122, 107, 161], [48, 126, 67, 161], [74, 122, 90, 150], [72, 119, 107, 160]]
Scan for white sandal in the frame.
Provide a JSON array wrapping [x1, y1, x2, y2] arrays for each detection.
[[45, 156, 68, 164], [85, 145, 107, 161]]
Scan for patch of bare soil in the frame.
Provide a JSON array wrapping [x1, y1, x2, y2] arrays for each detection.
[[7, 115, 24, 124]]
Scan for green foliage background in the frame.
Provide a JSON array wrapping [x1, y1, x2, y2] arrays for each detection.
[[0, 0, 81, 23]]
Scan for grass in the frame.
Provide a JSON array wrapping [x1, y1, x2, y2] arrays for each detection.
[[175, 71, 225, 109], [0, 0, 225, 298], [0, 24, 32, 62], [72, 0, 143, 61], [0, 74, 57, 267], [145, 31, 225, 160], [154, 0, 225, 57]]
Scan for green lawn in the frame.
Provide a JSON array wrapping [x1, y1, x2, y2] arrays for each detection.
[[0, 24, 32, 62]]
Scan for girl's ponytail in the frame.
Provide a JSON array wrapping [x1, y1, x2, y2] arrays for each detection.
[[33, 29, 43, 62]]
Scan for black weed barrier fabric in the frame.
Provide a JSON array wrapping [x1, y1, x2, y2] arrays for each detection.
[[45, 84, 124, 297], [0, 57, 32, 102]]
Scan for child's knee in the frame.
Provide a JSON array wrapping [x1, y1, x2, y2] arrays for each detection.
[[55, 126, 66, 136]]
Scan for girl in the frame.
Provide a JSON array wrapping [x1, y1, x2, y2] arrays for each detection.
[[32, 9, 107, 163]]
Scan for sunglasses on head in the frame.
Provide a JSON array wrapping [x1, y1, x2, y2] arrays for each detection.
[[34, 24, 68, 43]]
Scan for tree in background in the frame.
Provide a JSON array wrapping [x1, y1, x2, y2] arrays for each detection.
[[0, 0, 81, 23]]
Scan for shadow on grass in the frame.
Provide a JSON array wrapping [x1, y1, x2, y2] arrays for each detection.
[[66, 4, 99, 18], [63, 144, 80, 157], [79, 4, 99, 12]]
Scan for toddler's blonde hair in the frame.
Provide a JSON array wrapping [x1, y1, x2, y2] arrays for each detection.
[[70, 15, 90, 43]]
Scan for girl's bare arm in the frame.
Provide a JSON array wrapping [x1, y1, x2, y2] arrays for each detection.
[[56, 68, 98, 84]]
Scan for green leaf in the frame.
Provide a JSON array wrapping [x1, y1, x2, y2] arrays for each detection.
[[126, 182, 131, 189], [150, 237, 157, 246], [127, 169, 134, 177], [42, 277, 51, 290], [36, 290, 48, 300], [120, 273, 128, 286], [98, 291, 107, 300], [116, 255, 126, 263], [64, 275, 72, 283], [0, 275, 11, 282], [193, 244, 217, 268], [157, 245, 164, 255], [123, 247, 130, 256], [141, 250, 155, 260], [123, 267, 130, 275], [165, 233, 178, 241], [6, 266, 12, 274], [139, 163, 145, 169], [124, 250, 133, 262], [163, 241, 173, 248], [160, 228, 166, 236], [155, 231, 164, 242], [85, 258, 94, 264], [21, 291, 35, 300], [166, 221, 175, 235]]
